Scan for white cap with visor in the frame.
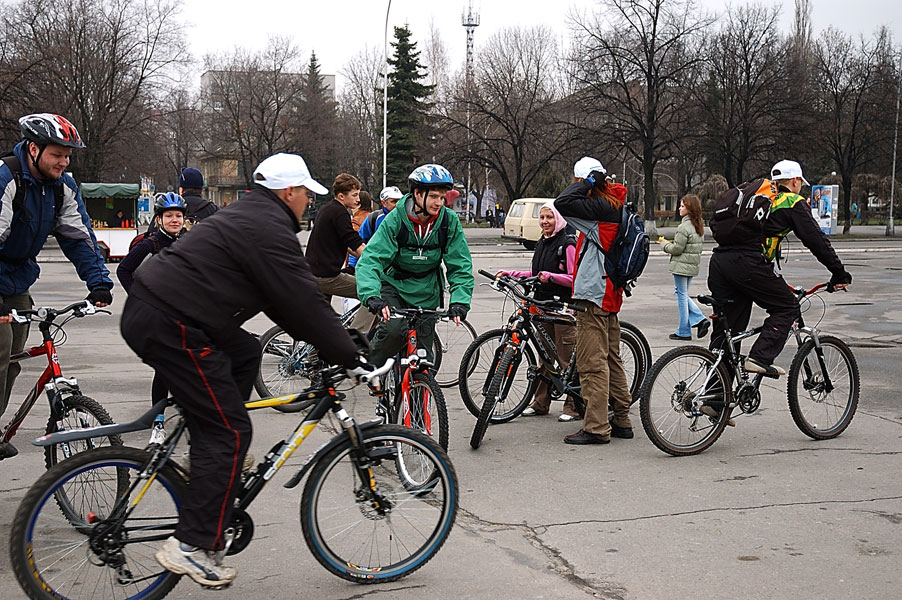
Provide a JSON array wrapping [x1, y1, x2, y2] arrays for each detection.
[[770, 160, 810, 186], [253, 153, 328, 195]]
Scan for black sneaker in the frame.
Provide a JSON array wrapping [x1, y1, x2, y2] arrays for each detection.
[[610, 424, 634, 439], [694, 319, 711, 338], [564, 429, 610, 445], [0, 441, 18, 460], [669, 333, 692, 341]]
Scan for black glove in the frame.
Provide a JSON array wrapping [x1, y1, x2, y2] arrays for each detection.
[[448, 303, 469, 321], [366, 297, 386, 315], [86, 288, 113, 305], [345, 354, 375, 382], [0, 303, 10, 317], [827, 270, 852, 293], [585, 170, 605, 186]]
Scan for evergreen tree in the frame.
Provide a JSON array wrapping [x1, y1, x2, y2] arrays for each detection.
[[385, 25, 435, 186], [296, 51, 337, 184]]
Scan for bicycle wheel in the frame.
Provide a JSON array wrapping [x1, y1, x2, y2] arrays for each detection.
[[390, 371, 449, 450], [470, 347, 517, 449], [255, 325, 320, 411], [639, 346, 732, 456], [458, 329, 537, 423], [787, 336, 859, 440], [10, 446, 186, 600], [620, 321, 651, 402], [433, 317, 478, 388], [300, 424, 457, 583]]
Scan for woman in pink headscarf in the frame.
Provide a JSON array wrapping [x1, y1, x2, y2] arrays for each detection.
[[497, 202, 580, 421]]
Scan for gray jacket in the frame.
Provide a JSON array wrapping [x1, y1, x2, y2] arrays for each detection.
[[662, 216, 703, 277]]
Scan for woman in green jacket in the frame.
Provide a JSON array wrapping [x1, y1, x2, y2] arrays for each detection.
[[658, 194, 709, 341]]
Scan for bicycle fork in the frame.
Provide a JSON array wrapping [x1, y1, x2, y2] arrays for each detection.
[[794, 327, 834, 394]]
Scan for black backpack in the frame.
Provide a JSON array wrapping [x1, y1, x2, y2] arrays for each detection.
[[1, 154, 64, 218], [710, 178, 778, 246], [604, 203, 650, 297]]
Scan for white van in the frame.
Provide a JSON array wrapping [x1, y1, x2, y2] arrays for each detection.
[[502, 198, 553, 250]]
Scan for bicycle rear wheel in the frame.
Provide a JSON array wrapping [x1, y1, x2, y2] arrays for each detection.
[[10, 446, 185, 600], [390, 371, 449, 450], [620, 321, 651, 401], [470, 347, 518, 449], [639, 346, 732, 456], [433, 317, 477, 388], [255, 325, 320, 410], [458, 329, 537, 423], [300, 425, 457, 583], [788, 336, 859, 440]]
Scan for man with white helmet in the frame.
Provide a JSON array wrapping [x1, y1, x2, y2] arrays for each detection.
[[708, 159, 852, 377], [0, 114, 113, 458], [120, 152, 373, 588], [357, 185, 403, 245]]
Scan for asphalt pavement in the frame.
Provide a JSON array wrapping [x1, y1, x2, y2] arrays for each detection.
[[3, 229, 901, 599]]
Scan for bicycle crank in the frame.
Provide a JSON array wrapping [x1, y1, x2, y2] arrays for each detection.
[[224, 508, 254, 555], [736, 383, 761, 414]]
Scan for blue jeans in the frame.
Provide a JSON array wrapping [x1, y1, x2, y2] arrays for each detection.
[[673, 274, 705, 337]]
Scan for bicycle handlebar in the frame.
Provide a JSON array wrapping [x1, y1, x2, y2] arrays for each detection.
[[10, 300, 102, 325], [789, 282, 846, 298], [478, 269, 585, 313]]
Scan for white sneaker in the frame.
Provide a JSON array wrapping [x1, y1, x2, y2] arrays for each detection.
[[744, 357, 785, 377], [699, 406, 736, 427], [155, 536, 236, 588], [176, 453, 256, 474], [557, 414, 578, 422]]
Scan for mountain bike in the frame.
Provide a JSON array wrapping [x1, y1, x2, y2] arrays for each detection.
[[255, 303, 475, 403], [0, 301, 121, 471], [459, 271, 652, 448], [638, 283, 859, 456], [10, 360, 458, 600], [372, 307, 450, 451]]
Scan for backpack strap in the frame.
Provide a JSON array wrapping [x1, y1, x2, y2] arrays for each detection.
[[2, 154, 65, 218], [365, 210, 380, 235]]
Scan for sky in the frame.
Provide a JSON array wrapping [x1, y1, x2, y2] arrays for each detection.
[[181, 0, 902, 90]]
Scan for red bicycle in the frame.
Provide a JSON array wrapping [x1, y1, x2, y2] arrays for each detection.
[[0, 301, 121, 471]]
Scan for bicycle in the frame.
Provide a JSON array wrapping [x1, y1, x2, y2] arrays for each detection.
[[459, 271, 652, 449], [372, 307, 450, 451], [638, 283, 859, 456], [0, 301, 121, 472], [10, 360, 459, 600], [254, 302, 475, 404]]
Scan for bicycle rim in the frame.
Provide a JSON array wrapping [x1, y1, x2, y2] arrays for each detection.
[[256, 326, 318, 402], [391, 372, 449, 450], [458, 330, 536, 423], [788, 336, 859, 440], [639, 347, 731, 456], [11, 446, 184, 600], [301, 425, 457, 583], [433, 318, 477, 388], [620, 321, 651, 401], [471, 347, 516, 449]]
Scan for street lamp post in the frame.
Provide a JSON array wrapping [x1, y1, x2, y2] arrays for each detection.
[[888, 47, 900, 237], [383, 0, 392, 189]]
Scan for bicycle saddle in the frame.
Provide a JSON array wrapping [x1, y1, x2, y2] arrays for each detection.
[[696, 295, 734, 307]]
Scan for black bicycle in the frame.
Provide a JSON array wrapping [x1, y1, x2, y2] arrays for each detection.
[[460, 271, 652, 448], [638, 283, 859, 456], [10, 360, 458, 599]]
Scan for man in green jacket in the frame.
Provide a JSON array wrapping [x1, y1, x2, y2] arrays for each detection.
[[356, 164, 473, 368]]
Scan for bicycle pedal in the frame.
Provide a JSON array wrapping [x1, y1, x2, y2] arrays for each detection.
[[0, 442, 18, 460]]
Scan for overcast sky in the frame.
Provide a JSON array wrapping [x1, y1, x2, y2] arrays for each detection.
[[181, 0, 901, 88]]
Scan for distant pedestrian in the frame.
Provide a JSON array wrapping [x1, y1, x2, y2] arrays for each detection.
[[659, 194, 709, 341], [485, 208, 494, 227]]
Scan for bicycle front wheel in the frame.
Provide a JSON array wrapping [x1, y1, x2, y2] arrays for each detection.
[[255, 325, 320, 410], [458, 329, 537, 423], [433, 317, 478, 388], [639, 346, 732, 456], [788, 335, 859, 440], [300, 424, 457, 583], [390, 371, 449, 450], [470, 347, 517, 449], [10, 446, 186, 600], [620, 321, 652, 402]]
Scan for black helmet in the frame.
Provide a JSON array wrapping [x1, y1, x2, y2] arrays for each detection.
[[19, 113, 85, 149], [154, 192, 187, 216]]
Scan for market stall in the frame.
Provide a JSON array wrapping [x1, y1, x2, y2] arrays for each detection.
[[80, 183, 141, 260]]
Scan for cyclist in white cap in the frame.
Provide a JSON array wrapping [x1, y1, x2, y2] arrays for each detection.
[[708, 159, 852, 377]]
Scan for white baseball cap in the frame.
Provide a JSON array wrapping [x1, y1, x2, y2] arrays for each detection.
[[574, 156, 606, 179], [379, 185, 403, 202], [252, 153, 328, 194], [770, 160, 810, 186]]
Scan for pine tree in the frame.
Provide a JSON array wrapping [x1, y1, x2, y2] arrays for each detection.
[[296, 51, 337, 185], [385, 25, 435, 186]]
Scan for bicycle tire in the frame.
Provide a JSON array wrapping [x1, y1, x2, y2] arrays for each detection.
[[390, 371, 449, 450], [458, 329, 537, 423], [300, 424, 457, 583], [255, 325, 319, 410], [639, 346, 732, 456], [620, 320, 652, 402], [43, 394, 125, 522], [787, 335, 859, 440], [10, 446, 186, 600], [433, 317, 477, 388], [470, 347, 516, 449]]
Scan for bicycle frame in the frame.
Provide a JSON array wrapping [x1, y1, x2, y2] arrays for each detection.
[[389, 309, 441, 435]]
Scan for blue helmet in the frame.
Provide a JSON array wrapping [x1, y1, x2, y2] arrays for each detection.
[[407, 164, 453, 192], [154, 192, 187, 217]]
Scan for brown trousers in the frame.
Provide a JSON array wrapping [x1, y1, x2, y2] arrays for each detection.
[[574, 301, 632, 437], [530, 321, 579, 416], [315, 273, 375, 333]]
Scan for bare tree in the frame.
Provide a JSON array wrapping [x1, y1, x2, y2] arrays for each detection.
[[572, 0, 713, 221], [0, 0, 189, 181], [337, 46, 384, 190], [441, 26, 578, 208]]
